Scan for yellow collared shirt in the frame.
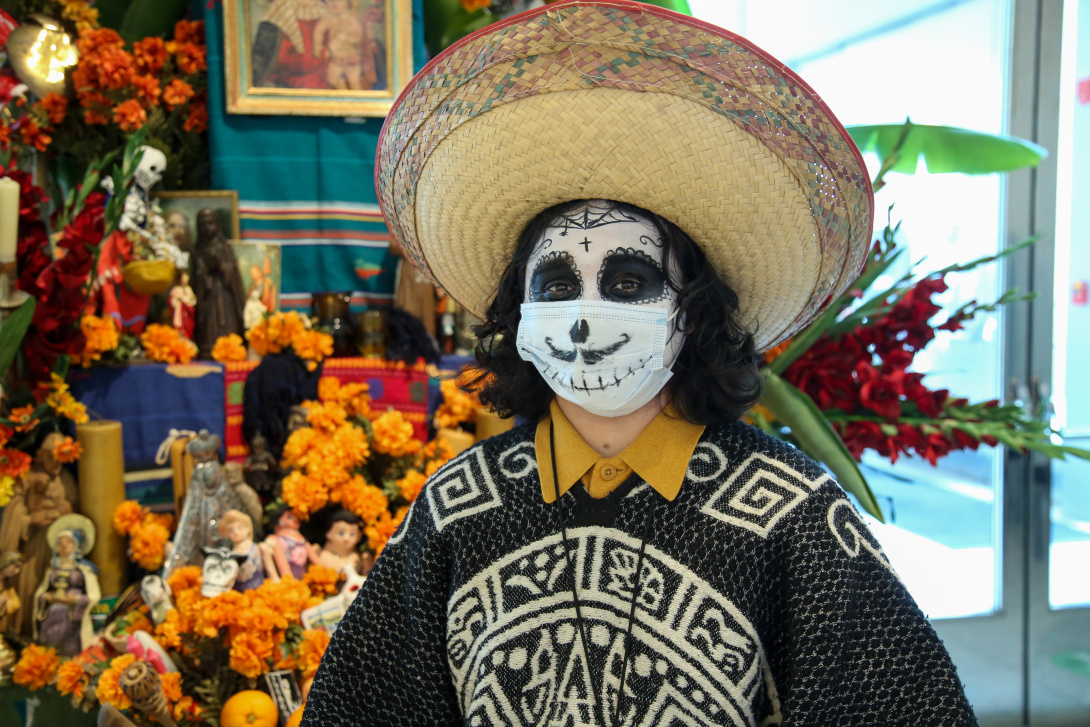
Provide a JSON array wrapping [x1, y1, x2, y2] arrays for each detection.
[[535, 399, 705, 503]]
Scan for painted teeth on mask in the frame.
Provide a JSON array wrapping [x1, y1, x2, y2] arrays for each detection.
[[540, 357, 650, 393]]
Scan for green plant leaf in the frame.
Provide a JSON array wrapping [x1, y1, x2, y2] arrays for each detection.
[[93, 0, 136, 30], [848, 123, 1047, 175], [0, 296, 35, 379], [761, 372, 885, 521], [639, 0, 693, 13], [117, 0, 189, 42]]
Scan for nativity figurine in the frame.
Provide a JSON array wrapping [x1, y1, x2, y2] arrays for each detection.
[[192, 208, 246, 358], [0, 433, 76, 636], [218, 509, 278, 592], [161, 431, 245, 578], [266, 505, 320, 581], [33, 515, 101, 656], [317, 510, 362, 575]]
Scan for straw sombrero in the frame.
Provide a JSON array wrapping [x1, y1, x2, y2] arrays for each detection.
[[377, 0, 873, 350]]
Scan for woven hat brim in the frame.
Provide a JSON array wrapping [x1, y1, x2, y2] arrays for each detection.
[[377, 0, 873, 351]]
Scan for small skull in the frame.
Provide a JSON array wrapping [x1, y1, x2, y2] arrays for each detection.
[[200, 546, 246, 597], [134, 146, 167, 191]]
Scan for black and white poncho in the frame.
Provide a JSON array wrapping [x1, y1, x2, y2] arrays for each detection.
[[303, 421, 977, 726]]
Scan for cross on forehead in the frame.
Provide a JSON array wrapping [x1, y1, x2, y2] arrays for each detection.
[[579, 237, 592, 252]]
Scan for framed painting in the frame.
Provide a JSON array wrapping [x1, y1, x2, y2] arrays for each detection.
[[155, 190, 241, 247], [230, 241, 283, 321], [223, 0, 414, 117]]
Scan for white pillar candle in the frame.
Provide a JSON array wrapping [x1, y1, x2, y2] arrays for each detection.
[[0, 177, 19, 261]]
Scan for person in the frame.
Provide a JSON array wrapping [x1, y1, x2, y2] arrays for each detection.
[[312, 0, 376, 90], [33, 515, 101, 657], [192, 209, 246, 358], [303, 2, 977, 726]]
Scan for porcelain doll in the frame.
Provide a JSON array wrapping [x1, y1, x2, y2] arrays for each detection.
[[218, 509, 278, 591], [317, 510, 362, 574], [33, 515, 101, 656], [265, 505, 320, 580], [162, 431, 244, 577]]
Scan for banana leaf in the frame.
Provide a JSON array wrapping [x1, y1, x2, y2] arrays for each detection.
[[761, 371, 885, 522], [117, 0, 190, 42], [0, 296, 34, 379], [847, 123, 1047, 175]]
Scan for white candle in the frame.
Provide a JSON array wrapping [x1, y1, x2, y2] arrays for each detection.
[[0, 177, 19, 261]]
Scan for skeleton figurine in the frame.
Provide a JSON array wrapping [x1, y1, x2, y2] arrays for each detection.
[[101, 146, 185, 269], [139, 575, 173, 626], [199, 546, 246, 598], [161, 432, 245, 578]]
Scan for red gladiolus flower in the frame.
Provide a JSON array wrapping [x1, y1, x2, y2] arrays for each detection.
[[856, 361, 904, 419]]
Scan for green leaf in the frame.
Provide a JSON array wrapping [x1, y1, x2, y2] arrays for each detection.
[[0, 296, 35, 379], [761, 372, 885, 521], [93, 0, 136, 31], [117, 0, 189, 42], [848, 123, 1048, 175], [638, 0, 693, 13]]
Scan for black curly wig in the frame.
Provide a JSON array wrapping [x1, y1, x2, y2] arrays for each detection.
[[461, 200, 763, 426]]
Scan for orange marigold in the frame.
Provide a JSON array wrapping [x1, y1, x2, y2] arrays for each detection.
[[131, 74, 161, 108], [366, 507, 408, 557], [331, 422, 369, 469], [336, 382, 372, 418], [160, 671, 182, 704], [371, 410, 420, 457], [306, 401, 347, 433], [141, 324, 196, 363], [172, 41, 207, 75], [174, 19, 206, 45], [281, 426, 324, 470], [53, 392, 89, 424], [292, 329, 334, 365], [162, 78, 195, 109], [113, 98, 147, 132], [0, 123, 10, 149], [96, 654, 136, 710], [12, 644, 60, 690], [133, 36, 168, 75], [19, 121, 51, 152], [303, 565, 341, 597], [0, 448, 32, 479], [130, 519, 170, 570], [434, 378, 479, 429], [76, 27, 125, 56], [334, 475, 388, 526], [459, 0, 492, 11], [41, 93, 68, 125], [297, 629, 331, 678], [91, 47, 136, 90], [397, 470, 427, 503], [184, 96, 208, 133], [8, 404, 39, 434], [52, 436, 83, 464], [281, 470, 329, 518], [211, 333, 248, 363], [229, 629, 276, 678], [56, 659, 89, 699], [166, 565, 203, 595], [318, 376, 341, 402]]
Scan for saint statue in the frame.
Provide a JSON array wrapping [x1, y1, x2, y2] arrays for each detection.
[[192, 209, 246, 358], [33, 515, 100, 656]]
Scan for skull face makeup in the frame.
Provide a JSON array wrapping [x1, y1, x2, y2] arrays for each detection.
[[516, 201, 685, 417]]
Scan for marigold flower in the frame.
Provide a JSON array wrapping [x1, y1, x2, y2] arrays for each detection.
[[303, 565, 341, 597], [133, 36, 169, 75], [397, 470, 427, 503], [41, 93, 68, 125], [434, 378, 479, 429], [141, 324, 196, 363], [0, 448, 32, 479], [19, 120, 52, 152], [13, 644, 60, 690], [293, 329, 334, 364], [281, 470, 329, 518], [160, 671, 182, 703], [96, 654, 136, 710], [172, 41, 207, 75], [0, 475, 14, 508], [307, 401, 347, 433], [166, 565, 203, 595], [0, 123, 10, 149], [211, 333, 248, 363], [113, 98, 147, 132], [161, 78, 195, 110], [334, 475, 388, 526], [174, 20, 206, 45], [184, 96, 208, 133], [229, 629, 276, 678], [8, 404, 40, 434], [459, 0, 492, 11], [52, 435, 83, 464], [331, 422, 369, 468], [297, 629, 331, 678], [91, 47, 136, 90], [76, 27, 125, 56], [318, 376, 341, 402], [130, 519, 170, 570], [113, 501, 146, 536], [56, 660, 89, 699], [281, 426, 324, 470], [131, 74, 161, 108], [53, 393, 89, 424], [366, 507, 408, 556], [371, 410, 420, 457]]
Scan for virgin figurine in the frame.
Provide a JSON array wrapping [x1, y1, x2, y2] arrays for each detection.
[[33, 515, 101, 656], [192, 209, 246, 358], [161, 431, 244, 577]]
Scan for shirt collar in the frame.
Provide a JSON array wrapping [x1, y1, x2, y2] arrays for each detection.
[[535, 399, 705, 503]]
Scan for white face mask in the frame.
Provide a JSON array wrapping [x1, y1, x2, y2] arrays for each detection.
[[515, 202, 684, 417]]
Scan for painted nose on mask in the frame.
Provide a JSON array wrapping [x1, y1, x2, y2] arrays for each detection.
[[569, 319, 590, 344]]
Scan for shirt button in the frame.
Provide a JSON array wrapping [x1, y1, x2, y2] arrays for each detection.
[[601, 465, 617, 480]]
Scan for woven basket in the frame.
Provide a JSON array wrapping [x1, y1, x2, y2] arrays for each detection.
[[122, 259, 176, 296]]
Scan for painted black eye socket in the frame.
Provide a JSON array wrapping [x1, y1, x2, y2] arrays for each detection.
[[528, 253, 583, 302], [598, 248, 667, 303]]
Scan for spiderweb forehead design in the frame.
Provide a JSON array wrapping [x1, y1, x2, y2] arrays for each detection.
[[548, 202, 643, 236]]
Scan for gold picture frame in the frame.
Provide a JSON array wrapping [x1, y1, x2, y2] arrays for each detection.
[[223, 0, 413, 117], [155, 190, 242, 243]]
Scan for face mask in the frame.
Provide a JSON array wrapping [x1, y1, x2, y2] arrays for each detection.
[[516, 299, 683, 417]]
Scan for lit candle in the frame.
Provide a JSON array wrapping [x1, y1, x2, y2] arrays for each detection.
[[0, 177, 19, 261]]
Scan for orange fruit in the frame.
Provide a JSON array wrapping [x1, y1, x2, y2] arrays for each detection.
[[286, 705, 305, 727], [220, 690, 279, 727]]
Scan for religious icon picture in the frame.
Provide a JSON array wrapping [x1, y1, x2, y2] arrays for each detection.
[[223, 0, 414, 117], [230, 241, 283, 328], [155, 190, 242, 248]]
